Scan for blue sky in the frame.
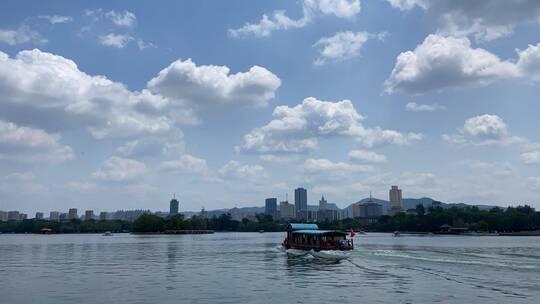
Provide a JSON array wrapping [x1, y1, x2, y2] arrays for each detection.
[[1, 0, 540, 214]]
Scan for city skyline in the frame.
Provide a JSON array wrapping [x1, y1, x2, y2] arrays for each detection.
[[1, 1, 540, 214]]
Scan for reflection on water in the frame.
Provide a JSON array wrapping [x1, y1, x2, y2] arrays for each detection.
[[1, 233, 539, 304]]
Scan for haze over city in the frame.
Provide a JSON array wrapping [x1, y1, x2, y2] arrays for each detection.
[[1, 0, 540, 216]]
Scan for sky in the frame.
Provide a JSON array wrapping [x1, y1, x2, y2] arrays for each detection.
[[1, 0, 540, 214]]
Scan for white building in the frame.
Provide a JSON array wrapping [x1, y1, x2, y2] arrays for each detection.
[[279, 201, 295, 219], [49, 211, 60, 221]]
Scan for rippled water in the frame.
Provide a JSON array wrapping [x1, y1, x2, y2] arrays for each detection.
[[1, 233, 539, 303]]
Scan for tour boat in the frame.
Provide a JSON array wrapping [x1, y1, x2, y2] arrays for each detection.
[[282, 223, 354, 260], [103, 231, 113, 236]]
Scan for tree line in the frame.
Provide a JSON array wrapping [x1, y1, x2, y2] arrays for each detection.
[[2, 205, 539, 234]]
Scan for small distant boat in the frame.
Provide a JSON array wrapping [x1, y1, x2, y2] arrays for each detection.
[[103, 231, 113, 236], [282, 223, 354, 261], [259, 230, 264, 233], [393, 231, 401, 237]]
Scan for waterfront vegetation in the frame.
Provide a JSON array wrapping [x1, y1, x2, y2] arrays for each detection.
[[2, 205, 540, 234], [322, 205, 540, 233]]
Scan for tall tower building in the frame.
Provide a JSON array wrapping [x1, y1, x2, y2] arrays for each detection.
[[35, 212, 44, 220], [169, 194, 179, 216], [389, 185, 403, 215], [294, 187, 307, 215], [265, 198, 278, 219], [68, 208, 78, 220]]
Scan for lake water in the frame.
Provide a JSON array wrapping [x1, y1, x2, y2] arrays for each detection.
[[1, 232, 539, 304]]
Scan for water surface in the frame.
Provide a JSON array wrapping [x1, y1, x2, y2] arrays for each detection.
[[1, 233, 539, 303]]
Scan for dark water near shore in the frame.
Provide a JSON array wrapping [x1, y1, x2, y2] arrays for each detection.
[[1, 232, 539, 303]]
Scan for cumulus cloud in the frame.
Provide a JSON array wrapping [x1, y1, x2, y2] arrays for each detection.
[[0, 120, 74, 163], [0, 25, 46, 45], [160, 154, 210, 175], [38, 15, 73, 24], [348, 149, 387, 163], [384, 35, 518, 94], [388, 0, 540, 42], [237, 97, 422, 154], [92, 156, 147, 181], [229, 0, 360, 38], [0, 49, 200, 139], [304, 158, 374, 174], [313, 31, 370, 65], [521, 151, 540, 164], [443, 114, 526, 146], [106, 10, 137, 27], [218, 160, 268, 180], [147, 58, 281, 109], [405, 102, 446, 112], [99, 33, 134, 48], [116, 131, 184, 158]]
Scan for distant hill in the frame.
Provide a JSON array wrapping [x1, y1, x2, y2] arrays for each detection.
[[182, 197, 505, 218]]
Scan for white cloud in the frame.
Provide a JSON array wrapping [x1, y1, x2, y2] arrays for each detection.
[[0, 49, 198, 139], [304, 158, 374, 174], [0, 25, 46, 45], [99, 33, 134, 48], [147, 58, 281, 109], [116, 131, 184, 158], [64, 181, 97, 192], [348, 149, 387, 163], [259, 154, 298, 164], [443, 114, 526, 146], [237, 97, 422, 154], [38, 15, 73, 24], [521, 151, 540, 164], [304, 0, 361, 18], [388, 0, 540, 42], [92, 156, 147, 181], [160, 154, 210, 175], [528, 177, 540, 192], [313, 31, 370, 65], [0, 120, 74, 163], [229, 0, 360, 38], [405, 102, 446, 112], [384, 35, 518, 94], [218, 160, 268, 180], [516, 43, 540, 81], [387, 0, 427, 10], [105, 10, 137, 27]]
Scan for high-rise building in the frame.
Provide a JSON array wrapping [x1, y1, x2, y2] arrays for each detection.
[[99, 212, 108, 221], [85, 210, 94, 221], [7, 211, 20, 221], [389, 185, 403, 215], [294, 187, 307, 216], [68, 208, 78, 220], [35, 212, 44, 220], [319, 195, 328, 210], [49, 211, 60, 221], [279, 201, 295, 219], [0, 211, 7, 222], [169, 195, 179, 216], [265, 198, 278, 218]]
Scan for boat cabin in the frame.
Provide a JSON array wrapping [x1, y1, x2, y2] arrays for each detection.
[[283, 223, 353, 251]]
